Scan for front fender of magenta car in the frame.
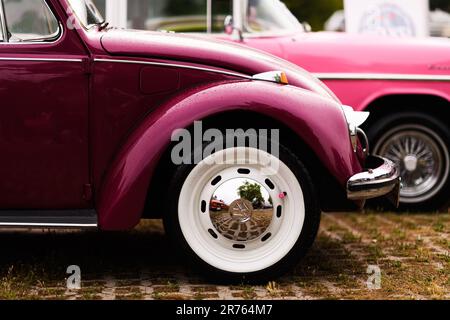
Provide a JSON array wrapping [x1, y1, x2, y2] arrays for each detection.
[[97, 81, 361, 230], [96, 80, 400, 231]]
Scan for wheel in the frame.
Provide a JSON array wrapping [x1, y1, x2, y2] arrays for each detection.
[[164, 143, 320, 282], [368, 112, 450, 211]]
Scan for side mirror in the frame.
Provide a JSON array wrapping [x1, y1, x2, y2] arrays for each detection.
[[224, 15, 234, 35], [302, 22, 312, 33]]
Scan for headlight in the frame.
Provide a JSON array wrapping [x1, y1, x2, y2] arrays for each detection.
[[342, 105, 370, 153]]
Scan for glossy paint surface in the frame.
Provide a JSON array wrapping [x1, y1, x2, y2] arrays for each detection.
[[0, 0, 89, 208], [99, 29, 338, 102], [0, 0, 362, 229], [0, 59, 90, 208]]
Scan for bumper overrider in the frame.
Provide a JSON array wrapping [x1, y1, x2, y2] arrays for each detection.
[[347, 155, 401, 207], [342, 106, 401, 207]]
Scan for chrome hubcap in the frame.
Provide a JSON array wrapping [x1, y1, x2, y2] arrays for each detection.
[[229, 199, 254, 223], [210, 179, 273, 242], [374, 124, 449, 203], [403, 154, 418, 172]]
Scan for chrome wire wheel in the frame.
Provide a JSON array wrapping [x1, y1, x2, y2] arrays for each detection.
[[177, 147, 305, 274], [374, 124, 450, 204]]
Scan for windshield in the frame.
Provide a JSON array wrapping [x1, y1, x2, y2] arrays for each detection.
[[245, 0, 302, 33], [67, 0, 105, 28]]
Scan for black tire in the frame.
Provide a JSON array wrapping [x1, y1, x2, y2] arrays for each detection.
[[367, 112, 450, 212], [163, 142, 321, 283]]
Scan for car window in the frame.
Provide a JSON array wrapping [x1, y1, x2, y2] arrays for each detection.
[[126, 0, 232, 33], [245, 0, 302, 33], [3, 0, 60, 42]]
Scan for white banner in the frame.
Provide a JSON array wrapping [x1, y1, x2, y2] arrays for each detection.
[[344, 0, 429, 37]]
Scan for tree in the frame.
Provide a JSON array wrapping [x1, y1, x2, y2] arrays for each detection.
[[237, 181, 265, 209], [283, 0, 343, 31]]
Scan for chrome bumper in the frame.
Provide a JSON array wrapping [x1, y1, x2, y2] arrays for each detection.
[[347, 156, 401, 207]]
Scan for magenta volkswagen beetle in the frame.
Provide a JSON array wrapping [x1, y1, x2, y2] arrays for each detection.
[[0, 0, 399, 281], [110, 0, 450, 211]]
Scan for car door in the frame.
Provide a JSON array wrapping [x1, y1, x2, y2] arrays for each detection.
[[0, 0, 90, 209]]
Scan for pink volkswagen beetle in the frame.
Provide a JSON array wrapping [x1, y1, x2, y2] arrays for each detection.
[[112, 0, 450, 211], [0, 0, 400, 281]]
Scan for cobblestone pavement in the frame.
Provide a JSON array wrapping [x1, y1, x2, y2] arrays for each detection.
[[0, 212, 448, 300]]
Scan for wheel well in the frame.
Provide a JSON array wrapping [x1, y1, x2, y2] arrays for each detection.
[[362, 94, 450, 211], [362, 94, 450, 129], [141, 110, 350, 218]]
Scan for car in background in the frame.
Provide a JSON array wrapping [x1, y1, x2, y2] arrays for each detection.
[[210, 198, 228, 211], [101, 0, 450, 211], [0, 0, 400, 281]]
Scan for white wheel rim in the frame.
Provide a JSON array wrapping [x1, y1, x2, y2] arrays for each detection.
[[178, 147, 305, 274]]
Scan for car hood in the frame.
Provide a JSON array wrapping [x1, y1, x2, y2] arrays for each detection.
[[100, 29, 339, 102], [282, 31, 450, 75]]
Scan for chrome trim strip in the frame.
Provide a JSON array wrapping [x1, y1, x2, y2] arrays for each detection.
[[0, 222, 97, 228], [0, 23, 64, 45], [0, 209, 97, 228], [314, 73, 450, 82], [94, 58, 252, 79], [357, 127, 370, 157], [0, 57, 82, 62]]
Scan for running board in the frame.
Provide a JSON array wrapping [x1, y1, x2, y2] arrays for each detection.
[[0, 210, 98, 228]]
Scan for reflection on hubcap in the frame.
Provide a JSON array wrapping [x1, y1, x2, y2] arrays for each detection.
[[228, 199, 253, 223], [374, 124, 449, 203], [209, 178, 273, 242]]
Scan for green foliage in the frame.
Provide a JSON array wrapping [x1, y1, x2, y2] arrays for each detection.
[[237, 181, 265, 209], [283, 0, 343, 31]]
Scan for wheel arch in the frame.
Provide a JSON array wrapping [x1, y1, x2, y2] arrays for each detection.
[[142, 110, 354, 220], [96, 81, 361, 230], [361, 93, 450, 129]]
